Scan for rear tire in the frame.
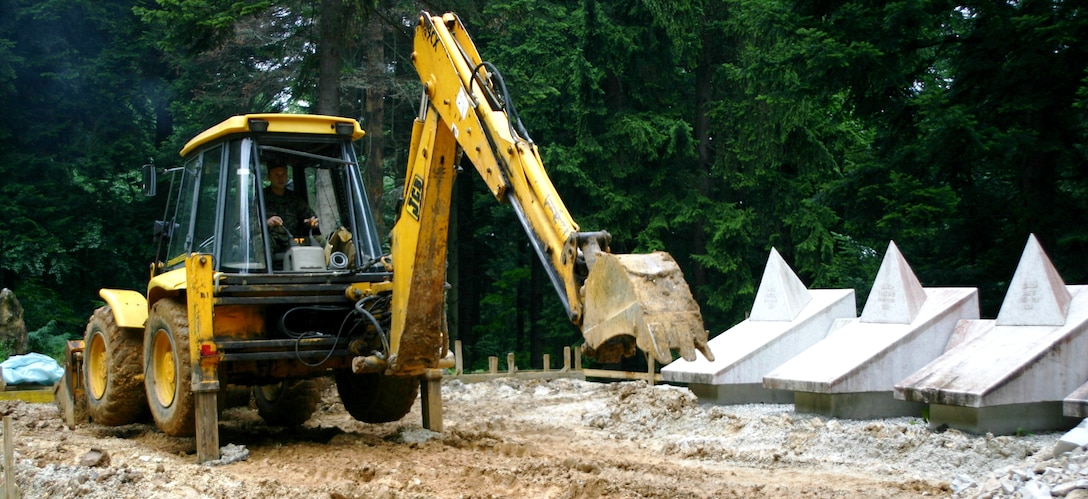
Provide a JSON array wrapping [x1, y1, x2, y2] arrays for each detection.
[[253, 379, 321, 427], [83, 306, 147, 425], [334, 370, 419, 423], [143, 298, 196, 437]]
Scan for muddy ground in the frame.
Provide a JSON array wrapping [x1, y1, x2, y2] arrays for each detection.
[[0, 376, 1067, 498]]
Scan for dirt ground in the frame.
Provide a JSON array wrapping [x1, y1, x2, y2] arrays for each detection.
[[0, 376, 1065, 498]]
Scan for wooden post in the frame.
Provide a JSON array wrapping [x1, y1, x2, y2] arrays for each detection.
[[507, 353, 516, 375], [193, 391, 220, 463], [574, 345, 582, 371], [420, 370, 443, 432], [3, 415, 17, 498], [647, 353, 655, 386], [454, 340, 464, 375], [543, 354, 551, 372], [562, 346, 571, 372], [489, 356, 498, 374]]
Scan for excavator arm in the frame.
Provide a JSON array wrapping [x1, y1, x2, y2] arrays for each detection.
[[384, 11, 713, 375]]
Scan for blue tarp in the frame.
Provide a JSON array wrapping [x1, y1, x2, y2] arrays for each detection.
[[1, 352, 64, 386]]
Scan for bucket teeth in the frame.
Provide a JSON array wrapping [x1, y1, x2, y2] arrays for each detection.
[[581, 252, 714, 365], [644, 315, 712, 363]]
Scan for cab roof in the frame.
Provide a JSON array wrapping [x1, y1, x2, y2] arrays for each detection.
[[180, 113, 365, 157]]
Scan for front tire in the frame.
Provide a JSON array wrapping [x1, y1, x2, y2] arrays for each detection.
[[253, 379, 321, 427], [143, 298, 195, 437], [334, 371, 419, 424], [83, 306, 146, 425]]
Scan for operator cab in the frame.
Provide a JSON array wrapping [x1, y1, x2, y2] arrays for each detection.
[[148, 114, 384, 275]]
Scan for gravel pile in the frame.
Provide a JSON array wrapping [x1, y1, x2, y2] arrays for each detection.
[[447, 377, 1080, 492], [952, 445, 1088, 498], [0, 378, 1085, 498]]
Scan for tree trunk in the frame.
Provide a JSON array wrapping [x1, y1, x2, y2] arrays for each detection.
[[690, 26, 714, 301], [316, 0, 345, 115], [364, 12, 386, 234], [311, 0, 346, 233]]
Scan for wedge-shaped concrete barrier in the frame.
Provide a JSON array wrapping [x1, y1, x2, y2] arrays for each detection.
[[764, 241, 978, 419], [896, 235, 1086, 434], [661, 248, 855, 403], [1065, 383, 1088, 419]]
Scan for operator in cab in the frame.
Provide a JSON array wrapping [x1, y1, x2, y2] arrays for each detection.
[[263, 160, 319, 256]]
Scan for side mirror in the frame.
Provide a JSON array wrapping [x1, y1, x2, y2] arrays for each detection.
[[141, 163, 157, 197]]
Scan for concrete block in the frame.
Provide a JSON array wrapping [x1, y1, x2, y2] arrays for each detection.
[[896, 289, 1088, 408], [794, 391, 926, 419], [688, 383, 795, 405], [997, 234, 1071, 326], [1055, 419, 1088, 455], [928, 402, 1079, 436], [764, 287, 976, 394], [1064, 382, 1088, 418], [661, 289, 855, 386], [661, 248, 856, 404], [764, 241, 979, 419], [749, 247, 812, 321], [860, 241, 927, 324], [896, 235, 1088, 435]]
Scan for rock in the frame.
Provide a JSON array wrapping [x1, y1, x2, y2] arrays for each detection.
[[951, 474, 976, 493], [1052, 481, 1084, 497], [1056, 420, 1088, 456], [0, 400, 19, 417], [204, 443, 249, 466], [0, 289, 27, 356], [79, 448, 110, 468], [1022, 479, 1053, 499]]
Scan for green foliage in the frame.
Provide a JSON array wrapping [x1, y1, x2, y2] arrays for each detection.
[[137, 0, 318, 127], [813, 233, 882, 311], [136, 0, 272, 37], [0, 339, 14, 364], [473, 266, 530, 355], [3, 0, 1088, 367], [9, 284, 85, 343], [794, 0, 1088, 315], [27, 321, 70, 363], [0, 0, 162, 341]]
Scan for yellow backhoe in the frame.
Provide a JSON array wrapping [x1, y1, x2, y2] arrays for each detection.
[[57, 11, 712, 463]]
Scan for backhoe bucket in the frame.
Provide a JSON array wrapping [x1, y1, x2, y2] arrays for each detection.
[[581, 252, 714, 365]]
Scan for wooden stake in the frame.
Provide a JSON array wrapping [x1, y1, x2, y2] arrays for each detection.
[[454, 340, 464, 375], [194, 390, 220, 464], [4, 415, 17, 498], [421, 370, 443, 432], [647, 353, 655, 386]]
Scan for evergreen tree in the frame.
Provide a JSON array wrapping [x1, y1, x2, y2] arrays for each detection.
[[0, 0, 165, 354]]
